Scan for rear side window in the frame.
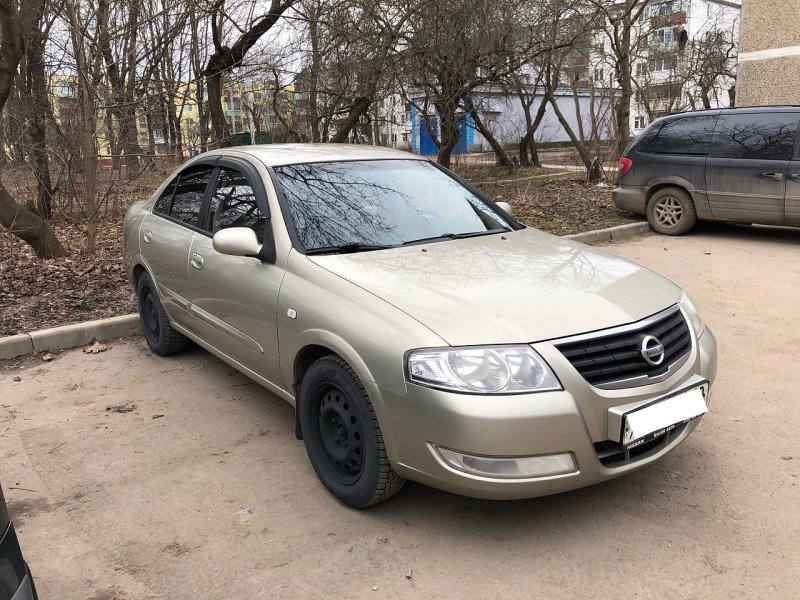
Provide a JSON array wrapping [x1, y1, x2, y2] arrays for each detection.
[[643, 115, 717, 155], [208, 167, 266, 242], [169, 165, 215, 226], [153, 179, 177, 214], [710, 113, 799, 161]]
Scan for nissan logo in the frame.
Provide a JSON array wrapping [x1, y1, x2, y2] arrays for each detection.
[[640, 335, 665, 366]]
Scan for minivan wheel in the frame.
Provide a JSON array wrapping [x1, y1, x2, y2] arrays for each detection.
[[299, 355, 405, 508], [647, 187, 697, 235], [136, 272, 189, 356]]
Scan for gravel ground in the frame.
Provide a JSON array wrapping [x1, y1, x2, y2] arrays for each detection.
[[1, 222, 798, 599]]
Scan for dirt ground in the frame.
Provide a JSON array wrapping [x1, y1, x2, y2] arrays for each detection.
[[1, 222, 799, 599]]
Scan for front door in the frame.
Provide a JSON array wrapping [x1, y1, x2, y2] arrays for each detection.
[[186, 159, 285, 389], [786, 155, 800, 224], [705, 111, 799, 224]]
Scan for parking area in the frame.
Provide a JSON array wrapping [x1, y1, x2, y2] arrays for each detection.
[[2, 222, 799, 599]]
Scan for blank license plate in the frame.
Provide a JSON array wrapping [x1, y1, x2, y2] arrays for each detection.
[[622, 386, 707, 450]]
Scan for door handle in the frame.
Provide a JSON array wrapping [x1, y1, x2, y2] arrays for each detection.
[[191, 253, 204, 270], [789, 173, 800, 181], [760, 172, 784, 181], [142, 230, 153, 244]]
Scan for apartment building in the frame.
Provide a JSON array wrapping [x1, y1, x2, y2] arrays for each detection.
[[736, 0, 800, 105]]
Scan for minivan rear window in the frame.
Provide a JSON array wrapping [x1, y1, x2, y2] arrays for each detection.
[[642, 114, 718, 155], [709, 113, 799, 161]]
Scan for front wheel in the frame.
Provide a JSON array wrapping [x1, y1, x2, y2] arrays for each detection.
[[647, 187, 697, 235], [299, 355, 405, 508]]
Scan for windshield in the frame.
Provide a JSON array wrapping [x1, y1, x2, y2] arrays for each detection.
[[273, 159, 511, 251]]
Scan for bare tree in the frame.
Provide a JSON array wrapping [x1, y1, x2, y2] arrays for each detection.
[[0, 0, 66, 258], [203, 0, 297, 147]]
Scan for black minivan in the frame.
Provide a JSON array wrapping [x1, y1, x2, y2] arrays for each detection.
[[613, 106, 800, 235]]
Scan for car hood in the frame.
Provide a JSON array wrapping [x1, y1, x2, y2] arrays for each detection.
[[309, 228, 683, 345]]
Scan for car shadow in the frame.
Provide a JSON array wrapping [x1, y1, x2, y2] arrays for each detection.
[[689, 220, 800, 245]]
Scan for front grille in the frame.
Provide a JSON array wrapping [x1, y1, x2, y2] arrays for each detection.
[[594, 423, 688, 467], [553, 304, 691, 389]]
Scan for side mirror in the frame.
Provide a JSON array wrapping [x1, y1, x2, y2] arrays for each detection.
[[212, 227, 263, 258], [496, 201, 513, 218]]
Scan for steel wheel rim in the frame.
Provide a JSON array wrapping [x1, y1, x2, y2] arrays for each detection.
[[316, 385, 364, 485], [141, 286, 160, 341], [654, 196, 684, 228]]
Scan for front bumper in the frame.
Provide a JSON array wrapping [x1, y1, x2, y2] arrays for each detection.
[[612, 186, 647, 215], [371, 327, 717, 500]]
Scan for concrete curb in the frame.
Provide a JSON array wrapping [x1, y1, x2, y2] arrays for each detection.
[[565, 221, 651, 245], [0, 314, 140, 360], [1, 222, 653, 361]]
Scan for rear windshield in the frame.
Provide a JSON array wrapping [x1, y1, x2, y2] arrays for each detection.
[[273, 159, 511, 250], [639, 114, 718, 155]]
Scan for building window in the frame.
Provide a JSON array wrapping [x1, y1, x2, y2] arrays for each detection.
[[650, 27, 676, 47], [634, 116, 646, 129], [594, 67, 604, 81], [648, 1, 676, 18], [650, 57, 675, 72]]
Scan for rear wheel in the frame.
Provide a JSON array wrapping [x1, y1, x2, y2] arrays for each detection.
[[299, 355, 405, 508], [136, 271, 189, 356], [647, 187, 697, 235]]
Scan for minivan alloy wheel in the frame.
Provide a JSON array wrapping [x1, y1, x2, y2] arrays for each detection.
[[653, 195, 683, 227], [646, 186, 697, 235]]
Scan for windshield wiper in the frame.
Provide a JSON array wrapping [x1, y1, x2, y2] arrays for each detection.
[[403, 228, 508, 246], [305, 243, 394, 255]]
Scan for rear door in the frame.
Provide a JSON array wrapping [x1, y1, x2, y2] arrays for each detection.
[[186, 158, 285, 388], [786, 131, 800, 224], [140, 162, 217, 326], [705, 111, 800, 223]]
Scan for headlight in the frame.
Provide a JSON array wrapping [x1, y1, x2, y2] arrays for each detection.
[[406, 346, 561, 394], [680, 293, 705, 337]]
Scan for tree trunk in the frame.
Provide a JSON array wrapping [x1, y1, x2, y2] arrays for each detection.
[[434, 102, 460, 169], [0, 0, 65, 256], [0, 181, 66, 258], [308, 3, 321, 143], [616, 23, 633, 157], [549, 95, 603, 182], [468, 107, 511, 168], [329, 97, 370, 143], [206, 68, 229, 147], [24, 9, 54, 219]]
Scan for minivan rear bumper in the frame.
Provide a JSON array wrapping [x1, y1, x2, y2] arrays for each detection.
[[612, 186, 646, 215]]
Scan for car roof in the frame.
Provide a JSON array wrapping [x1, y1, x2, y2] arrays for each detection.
[[665, 105, 800, 119], [216, 143, 417, 167]]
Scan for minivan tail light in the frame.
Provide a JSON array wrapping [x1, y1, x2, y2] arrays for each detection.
[[618, 157, 633, 178]]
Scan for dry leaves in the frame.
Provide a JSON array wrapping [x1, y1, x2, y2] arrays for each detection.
[[458, 167, 641, 235], [83, 341, 109, 354]]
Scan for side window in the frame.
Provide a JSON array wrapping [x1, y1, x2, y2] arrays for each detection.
[[644, 115, 717, 155], [710, 113, 799, 161], [153, 179, 177, 214], [208, 167, 266, 243], [169, 165, 215, 226]]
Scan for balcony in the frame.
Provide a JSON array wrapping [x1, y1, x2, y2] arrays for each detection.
[[650, 11, 686, 29]]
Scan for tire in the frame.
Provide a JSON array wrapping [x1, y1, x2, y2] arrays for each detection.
[[299, 355, 405, 508], [646, 187, 697, 235], [136, 271, 189, 356]]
